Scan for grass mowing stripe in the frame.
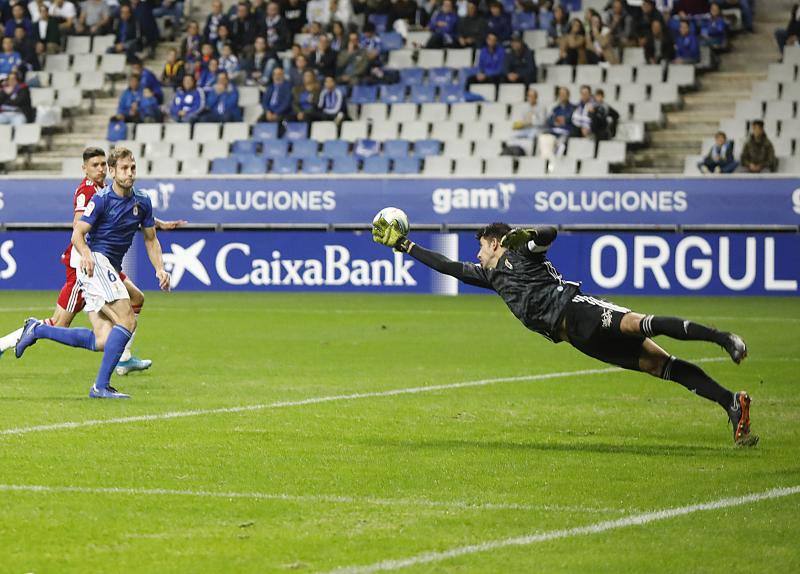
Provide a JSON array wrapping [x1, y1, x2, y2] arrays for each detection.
[[324, 485, 800, 574], [0, 484, 625, 514], [0, 359, 727, 438]]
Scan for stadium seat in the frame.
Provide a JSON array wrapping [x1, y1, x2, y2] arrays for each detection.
[[766, 100, 795, 121], [232, 139, 258, 156], [633, 101, 662, 123], [253, 123, 279, 141], [457, 66, 479, 87], [778, 156, 800, 173], [290, 139, 319, 159], [619, 83, 647, 104], [201, 141, 230, 159], [66, 36, 91, 55], [100, 54, 126, 75], [734, 100, 763, 120], [271, 157, 298, 174], [414, 139, 442, 157], [445, 48, 473, 68], [368, 13, 389, 32], [302, 157, 329, 174], [12, 124, 41, 146], [193, 123, 221, 142], [492, 120, 515, 140], [340, 121, 369, 142], [113, 140, 143, 156], [623, 47, 646, 65], [473, 139, 503, 157], [512, 12, 536, 31], [321, 140, 349, 159], [461, 121, 489, 141], [454, 157, 483, 176], [498, 84, 525, 103], [45, 54, 70, 73], [181, 159, 209, 176], [380, 84, 406, 104], [135, 124, 164, 144], [354, 138, 380, 158], [383, 139, 411, 158], [389, 103, 418, 123], [361, 103, 388, 122], [566, 138, 596, 160], [450, 102, 478, 122], [406, 31, 431, 47], [768, 63, 796, 83], [392, 157, 421, 174], [547, 65, 573, 85], [400, 120, 430, 140], [262, 139, 289, 158], [143, 141, 172, 158], [481, 102, 509, 121], [548, 157, 578, 175], [79, 73, 104, 92], [470, 84, 496, 101], [387, 49, 415, 68], [399, 68, 425, 86], [210, 157, 239, 174], [61, 157, 83, 175], [575, 65, 603, 86], [56, 88, 82, 108], [484, 156, 514, 176], [222, 123, 250, 142], [422, 156, 452, 175], [382, 31, 404, 51], [410, 85, 436, 104], [351, 84, 379, 104], [331, 157, 359, 173], [516, 156, 547, 175], [430, 121, 459, 141], [362, 156, 391, 174], [150, 158, 179, 176], [310, 121, 338, 142], [523, 30, 548, 49], [428, 67, 454, 86], [418, 49, 445, 69], [606, 65, 635, 85], [284, 122, 309, 140], [683, 154, 703, 174], [91, 35, 115, 54], [443, 140, 472, 158], [637, 65, 664, 85], [597, 140, 627, 164], [72, 56, 99, 74], [238, 86, 261, 107], [752, 81, 780, 102], [580, 159, 610, 175], [439, 85, 466, 103], [171, 141, 201, 161], [163, 123, 191, 144], [239, 155, 268, 174], [419, 102, 448, 122], [667, 64, 695, 87], [370, 121, 400, 140], [537, 10, 554, 30], [650, 83, 679, 105], [0, 141, 18, 163]]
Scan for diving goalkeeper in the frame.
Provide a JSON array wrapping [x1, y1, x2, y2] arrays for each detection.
[[372, 218, 757, 447]]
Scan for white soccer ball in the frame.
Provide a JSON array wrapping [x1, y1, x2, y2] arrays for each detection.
[[373, 207, 410, 235]]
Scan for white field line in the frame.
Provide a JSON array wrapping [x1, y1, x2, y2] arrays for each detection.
[[0, 484, 623, 515], [325, 485, 800, 574], [0, 359, 726, 438]]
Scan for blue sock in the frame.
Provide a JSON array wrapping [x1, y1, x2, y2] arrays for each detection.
[[35, 324, 96, 351], [95, 325, 132, 389]]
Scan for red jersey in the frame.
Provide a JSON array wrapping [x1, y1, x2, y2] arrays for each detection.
[[61, 178, 103, 266]]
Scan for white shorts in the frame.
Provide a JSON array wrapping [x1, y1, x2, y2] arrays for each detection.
[[76, 252, 129, 313]]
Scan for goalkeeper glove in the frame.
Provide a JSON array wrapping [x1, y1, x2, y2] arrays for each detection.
[[372, 216, 411, 252], [500, 228, 537, 250]]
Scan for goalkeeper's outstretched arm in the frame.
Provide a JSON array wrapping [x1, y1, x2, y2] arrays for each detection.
[[400, 240, 492, 289]]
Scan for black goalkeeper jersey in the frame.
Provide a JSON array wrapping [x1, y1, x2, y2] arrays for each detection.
[[408, 243, 580, 342]]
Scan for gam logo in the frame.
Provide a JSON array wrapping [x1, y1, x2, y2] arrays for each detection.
[[138, 182, 176, 210], [432, 182, 516, 215]]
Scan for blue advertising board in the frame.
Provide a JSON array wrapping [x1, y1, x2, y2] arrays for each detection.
[[1, 177, 799, 226], [1, 230, 796, 296]]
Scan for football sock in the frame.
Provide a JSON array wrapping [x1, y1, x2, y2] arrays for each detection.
[[119, 312, 139, 362], [34, 323, 96, 351], [640, 315, 727, 345], [95, 325, 132, 388], [0, 327, 24, 352], [661, 356, 733, 409]]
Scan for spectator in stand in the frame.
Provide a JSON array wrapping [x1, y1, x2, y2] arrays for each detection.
[[330, 20, 346, 50], [487, 1, 511, 43], [198, 58, 220, 92], [214, 23, 232, 56], [643, 18, 674, 63], [505, 32, 536, 85], [559, 18, 589, 65], [335, 31, 369, 86], [265, 1, 291, 51], [775, 4, 800, 55], [152, 0, 185, 39], [160, 47, 185, 88], [131, 0, 160, 58], [591, 88, 619, 140], [509, 86, 547, 153], [288, 53, 310, 88], [310, 75, 346, 122], [261, 66, 292, 121], [292, 68, 320, 121], [107, 4, 140, 58], [740, 120, 778, 173], [389, 0, 418, 33], [112, 74, 143, 122], [204, 0, 230, 44], [701, 2, 728, 50], [548, 4, 570, 47], [33, 5, 62, 54], [0, 37, 22, 76], [252, 0, 269, 21], [138, 86, 162, 122], [28, 0, 48, 23], [130, 57, 163, 104], [201, 71, 242, 122], [634, 0, 664, 38], [230, 3, 261, 59], [171, 74, 205, 123], [716, 0, 752, 33], [310, 33, 337, 78], [571, 84, 594, 138], [197, 42, 216, 73], [5, 4, 33, 38], [14, 26, 39, 72], [50, 0, 78, 34], [181, 20, 203, 64], [586, 9, 619, 64], [673, 18, 699, 64], [456, 1, 487, 48], [360, 21, 382, 57], [219, 41, 240, 80], [306, 0, 352, 27], [468, 31, 505, 89], [243, 35, 277, 85], [607, 0, 634, 48], [76, 0, 112, 35], [426, 0, 458, 48], [283, 0, 307, 36], [547, 86, 575, 151], [0, 71, 34, 125], [698, 131, 738, 173]]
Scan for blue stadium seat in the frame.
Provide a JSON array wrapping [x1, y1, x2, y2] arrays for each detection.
[[439, 85, 466, 103], [428, 67, 454, 86], [351, 84, 379, 104], [239, 156, 268, 174], [231, 139, 258, 156], [290, 138, 319, 159], [410, 84, 436, 104], [368, 13, 389, 33], [392, 157, 421, 174], [537, 11, 553, 30], [380, 84, 406, 104], [284, 122, 309, 140], [414, 139, 442, 157], [354, 138, 380, 159], [362, 156, 390, 174], [252, 122, 279, 141], [262, 139, 289, 158], [302, 157, 329, 174], [399, 68, 425, 86], [383, 139, 411, 158], [321, 139, 350, 159], [512, 12, 536, 32], [271, 157, 299, 174], [382, 32, 404, 51], [331, 157, 359, 173], [457, 67, 478, 87], [210, 157, 239, 174]]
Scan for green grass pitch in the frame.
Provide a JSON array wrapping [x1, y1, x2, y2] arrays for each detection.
[[0, 291, 798, 573]]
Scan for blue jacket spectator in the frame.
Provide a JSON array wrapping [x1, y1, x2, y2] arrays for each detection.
[[547, 87, 576, 138], [198, 59, 220, 92], [674, 19, 700, 63], [487, 2, 512, 43], [138, 90, 162, 122], [701, 4, 728, 48], [170, 75, 205, 123], [262, 67, 293, 121], [477, 35, 506, 77], [312, 76, 346, 120], [116, 75, 143, 118], [426, 0, 459, 48], [4, 4, 32, 37], [202, 73, 242, 122], [0, 38, 22, 75], [130, 58, 163, 104]]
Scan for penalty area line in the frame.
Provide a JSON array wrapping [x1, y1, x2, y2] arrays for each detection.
[[0, 358, 726, 438], [323, 485, 800, 574]]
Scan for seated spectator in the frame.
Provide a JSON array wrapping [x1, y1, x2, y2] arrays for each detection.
[[300, 21, 324, 54], [76, 0, 112, 35], [244, 36, 278, 85], [198, 58, 220, 92], [265, 1, 291, 51], [230, 2, 260, 59], [559, 18, 589, 65], [108, 4, 141, 59], [634, 0, 664, 38], [701, 2, 728, 50], [170, 74, 205, 123], [643, 19, 674, 63], [505, 32, 536, 85], [508, 86, 547, 154], [201, 71, 242, 122], [548, 4, 570, 47], [775, 4, 800, 55], [261, 66, 293, 121], [698, 131, 738, 173], [571, 84, 595, 138], [310, 34, 337, 78], [5, 4, 33, 38], [283, 0, 307, 36], [138, 86, 163, 122], [487, 1, 511, 43], [584, 10, 617, 64], [360, 21, 382, 59], [152, 0, 185, 39], [715, 0, 752, 33], [214, 23, 233, 56], [14, 26, 39, 73], [0, 71, 34, 125], [29, 0, 49, 23], [591, 88, 619, 140], [113, 74, 143, 122], [131, 0, 159, 59], [130, 57, 164, 104], [204, 0, 230, 44], [456, 1, 487, 48], [310, 75, 346, 122], [468, 32, 505, 88], [219, 42, 241, 83], [292, 69, 320, 121], [307, 0, 352, 27], [335, 32, 369, 86], [33, 5, 62, 55], [426, 0, 458, 48], [673, 18, 699, 64], [547, 86, 575, 144], [330, 20, 347, 51], [288, 53, 311, 88], [160, 48, 185, 88], [0, 37, 22, 76], [50, 0, 78, 34], [606, 0, 634, 48], [196, 42, 217, 74], [181, 20, 203, 65], [740, 120, 778, 173]]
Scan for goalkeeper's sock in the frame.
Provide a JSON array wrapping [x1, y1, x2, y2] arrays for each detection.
[[661, 356, 733, 409], [95, 325, 132, 388], [639, 315, 727, 345], [0, 327, 24, 352], [34, 324, 96, 351]]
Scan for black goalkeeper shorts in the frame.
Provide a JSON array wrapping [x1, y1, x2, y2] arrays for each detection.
[[563, 294, 645, 371]]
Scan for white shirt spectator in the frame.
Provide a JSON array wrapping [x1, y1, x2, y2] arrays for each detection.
[[306, 0, 352, 26], [49, 0, 77, 21], [28, 0, 52, 23]]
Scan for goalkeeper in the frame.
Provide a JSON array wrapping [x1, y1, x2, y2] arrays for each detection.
[[372, 218, 758, 447]]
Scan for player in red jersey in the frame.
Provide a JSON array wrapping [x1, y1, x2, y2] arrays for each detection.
[[0, 147, 186, 373]]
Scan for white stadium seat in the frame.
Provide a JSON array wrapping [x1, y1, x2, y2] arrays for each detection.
[[422, 156, 452, 175]]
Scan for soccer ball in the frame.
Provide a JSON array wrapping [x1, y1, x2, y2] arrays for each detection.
[[373, 207, 410, 235]]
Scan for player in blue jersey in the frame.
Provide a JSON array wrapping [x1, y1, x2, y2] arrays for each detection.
[[14, 147, 171, 399]]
